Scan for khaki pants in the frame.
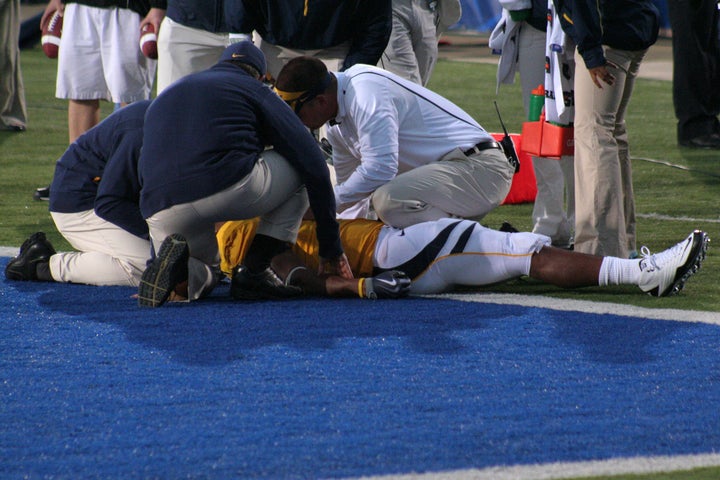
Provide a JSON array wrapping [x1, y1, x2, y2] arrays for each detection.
[[371, 147, 514, 229], [378, 0, 438, 86], [573, 46, 647, 258], [50, 210, 151, 286], [156, 17, 237, 94], [0, 0, 27, 128], [146, 150, 308, 301]]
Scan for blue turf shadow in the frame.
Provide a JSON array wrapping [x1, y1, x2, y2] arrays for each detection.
[[3, 258, 720, 479], [27, 279, 521, 365]]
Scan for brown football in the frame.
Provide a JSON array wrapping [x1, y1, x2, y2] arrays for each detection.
[[41, 10, 63, 59], [139, 23, 158, 59]]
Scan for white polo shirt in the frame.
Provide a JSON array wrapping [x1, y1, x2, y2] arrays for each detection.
[[327, 65, 493, 208]]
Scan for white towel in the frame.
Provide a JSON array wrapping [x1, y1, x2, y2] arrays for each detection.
[[489, 9, 522, 94], [544, 0, 575, 125]]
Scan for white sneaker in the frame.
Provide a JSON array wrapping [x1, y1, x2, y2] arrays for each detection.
[[638, 230, 709, 297]]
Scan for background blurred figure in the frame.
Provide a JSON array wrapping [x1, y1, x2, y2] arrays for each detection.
[[0, 0, 27, 131], [41, 0, 163, 144], [229, 0, 392, 80], [667, 0, 720, 149], [560, 0, 659, 258], [652, 0, 672, 37], [378, 0, 462, 86], [156, 0, 250, 94], [491, 0, 574, 249]]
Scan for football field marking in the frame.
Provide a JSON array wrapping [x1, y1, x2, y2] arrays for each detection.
[[358, 453, 720, 480], [435, 292, 720, 324]]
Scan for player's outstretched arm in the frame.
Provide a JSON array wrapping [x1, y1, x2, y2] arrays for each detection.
[[272, 251, 410, 299]]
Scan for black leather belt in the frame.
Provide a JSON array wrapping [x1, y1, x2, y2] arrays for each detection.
[[463, 140, 503, 157]]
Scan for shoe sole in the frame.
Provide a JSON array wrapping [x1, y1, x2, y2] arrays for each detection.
[[138, 234, 189, 307], [659, 230, 709, 297]]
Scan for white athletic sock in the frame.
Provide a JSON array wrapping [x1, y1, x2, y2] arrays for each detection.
[[598, 257, 641, 286]]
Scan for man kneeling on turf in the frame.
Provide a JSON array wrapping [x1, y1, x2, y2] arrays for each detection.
[[218, 218, 709, 297]]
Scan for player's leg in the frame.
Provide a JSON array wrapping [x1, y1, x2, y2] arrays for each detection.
[[528, 246, 602, 287], [374, 218, 550, 293], [531, 230, 709, 296]]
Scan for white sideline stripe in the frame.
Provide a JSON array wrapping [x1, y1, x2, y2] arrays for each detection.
[[637, 212, 720, 224], [2, 248, 717, 323], [356, 453, 720, 480], [0, 247, 20, 257], [431, 292, 720, 324], [0, 247, 18, 257]]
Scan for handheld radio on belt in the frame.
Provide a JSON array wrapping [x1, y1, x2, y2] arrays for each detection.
[[494, 101, 521, 173]]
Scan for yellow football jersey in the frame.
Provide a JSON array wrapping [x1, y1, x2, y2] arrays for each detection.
[[216, 219, 383, 277]]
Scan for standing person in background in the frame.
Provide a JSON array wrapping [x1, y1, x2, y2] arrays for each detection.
[[156, 0, 250, 94], [0, 0, 27, 132], [490, 0, 574, 249], [559, 0, 659, 258], [40, 0, 164, 144], [378, 0, 462, 86], [228, 0, 392, 80], [667, 0, 720, 149]]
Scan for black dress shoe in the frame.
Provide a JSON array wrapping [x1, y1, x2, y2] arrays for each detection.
[[231, 265, 302, 300], [5, 232, 56, 281], [33, 186, 50, 201], [499, 221, 519, 233], [679, 133, 720, 149]]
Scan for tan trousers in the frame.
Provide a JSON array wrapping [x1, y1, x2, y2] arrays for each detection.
[[50, 210, 151, 286], [0, 0, 26, 129], [146, 150, 308, 301], [573, 46, 647, 258], [371, 147, 515, 229], [378, 0, 438, 87], [156, 17, 237, 94]]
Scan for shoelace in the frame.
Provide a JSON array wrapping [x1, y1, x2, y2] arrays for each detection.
[[639, 238, 687, 272], [639, 246, 657, 272]]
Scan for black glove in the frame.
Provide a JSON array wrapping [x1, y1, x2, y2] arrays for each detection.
[[362, 270, 411, 299]]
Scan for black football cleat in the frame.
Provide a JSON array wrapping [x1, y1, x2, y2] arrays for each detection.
[[5, 232, 56, 281], [231, 265, 303, 300], [33, 186, 50, 201], [138, 233, 189, 307]]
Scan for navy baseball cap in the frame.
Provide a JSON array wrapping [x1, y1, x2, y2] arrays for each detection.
[[219, 41, 267, 77]]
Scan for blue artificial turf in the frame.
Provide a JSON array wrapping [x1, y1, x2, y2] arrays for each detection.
[[2, 258, 719, 479]]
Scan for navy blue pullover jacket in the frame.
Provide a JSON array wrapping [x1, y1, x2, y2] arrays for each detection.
[[228, 0, 392, 70], [166, 0, 227, 33], [556, 0, 659, 69], [50, 100, 151, 240], [138, 61, 343, 259]]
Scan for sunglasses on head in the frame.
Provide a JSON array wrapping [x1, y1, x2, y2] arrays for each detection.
[[275, 72, 332, 114]]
